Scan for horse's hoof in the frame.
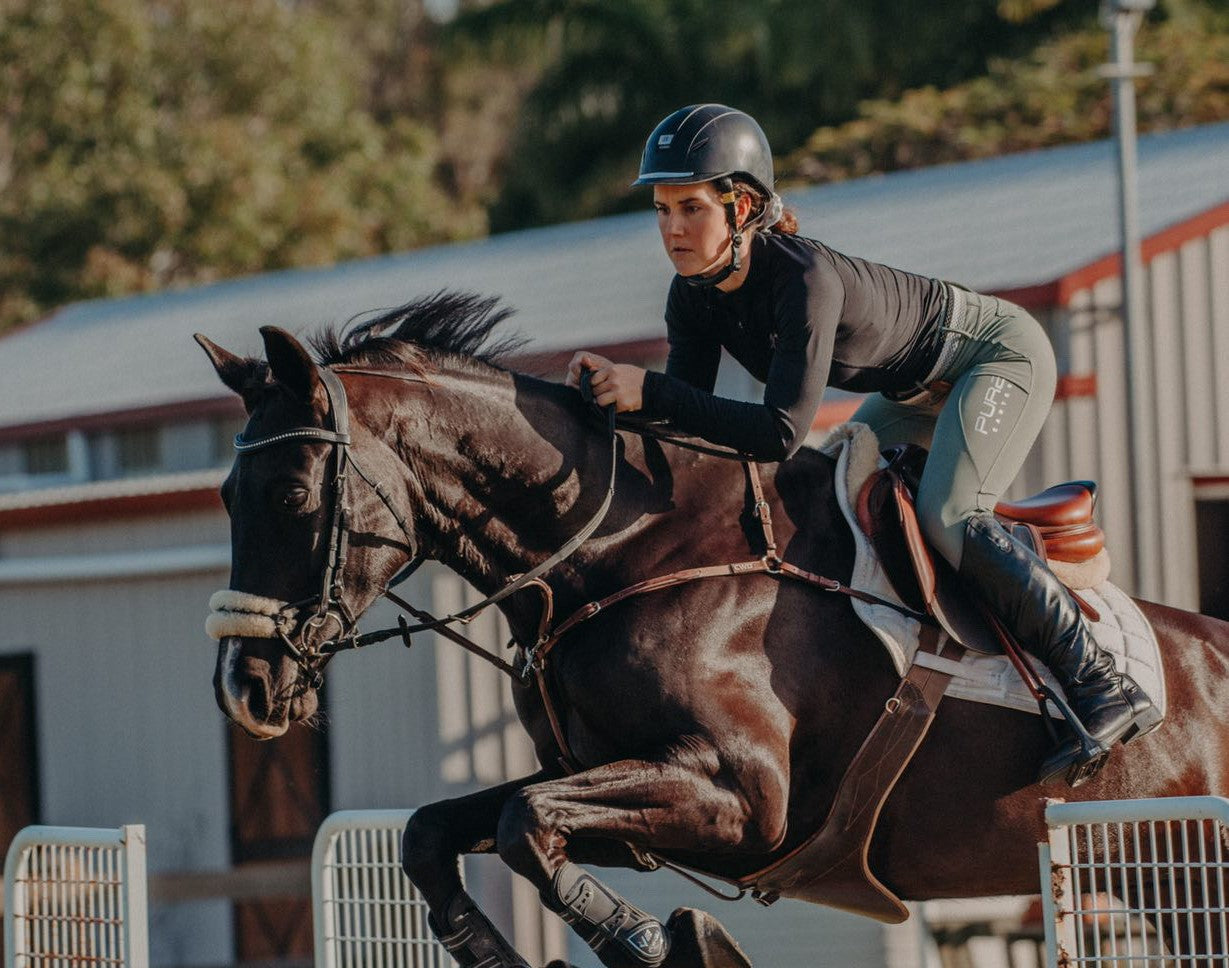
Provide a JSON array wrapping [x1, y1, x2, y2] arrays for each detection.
[[662, 907, 753, 968]]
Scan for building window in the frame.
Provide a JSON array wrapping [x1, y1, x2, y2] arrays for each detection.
[[211, 415, 247, 465], [22, 435, 69, 475], [114, 426, 162, 474]]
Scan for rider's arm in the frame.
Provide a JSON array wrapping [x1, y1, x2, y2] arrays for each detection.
[[640, 267, 840, 461]]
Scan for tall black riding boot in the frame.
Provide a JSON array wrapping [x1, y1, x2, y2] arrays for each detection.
[[960, 513, 1161, 786]]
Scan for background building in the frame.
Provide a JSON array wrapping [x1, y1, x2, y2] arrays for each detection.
[[1, 122, 1227, 966]]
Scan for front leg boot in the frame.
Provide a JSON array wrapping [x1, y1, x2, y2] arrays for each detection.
[[429, 889, 531, 968], [549, 862, 670, 967]]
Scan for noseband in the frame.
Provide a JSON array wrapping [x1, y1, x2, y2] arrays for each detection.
[[210, 366, 420, 689]]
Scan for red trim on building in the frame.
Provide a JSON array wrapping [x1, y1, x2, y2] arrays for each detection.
[[1056, 373, 1097, 400], [0, 487, 222, 530], [514, 338, 669, 376], [812, 398, 863, 431], [0, 396, 244, 444], [995, 200, 1229, 309]]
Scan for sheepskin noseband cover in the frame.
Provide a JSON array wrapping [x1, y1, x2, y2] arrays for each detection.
[[206, 590, 292, 640]]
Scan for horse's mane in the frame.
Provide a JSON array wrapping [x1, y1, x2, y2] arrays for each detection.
[[310, 290, 527, 373]]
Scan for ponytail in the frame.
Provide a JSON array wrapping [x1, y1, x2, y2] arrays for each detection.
[[732, 178, 799, 235], [772, 208, 799, 235]]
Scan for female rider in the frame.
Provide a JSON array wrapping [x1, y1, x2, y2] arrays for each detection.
[[565, 103, 1160, 787]]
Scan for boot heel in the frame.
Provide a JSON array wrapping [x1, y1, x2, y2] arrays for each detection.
[[1120, 706, 1164, 745]]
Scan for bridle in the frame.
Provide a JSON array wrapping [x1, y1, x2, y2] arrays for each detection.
[[222, 366, 419, 688], [214, 364, 620, 691]]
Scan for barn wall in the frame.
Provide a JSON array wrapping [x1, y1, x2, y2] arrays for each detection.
[[0, 544, 234, 965], [1040, 223, 1229, 605]]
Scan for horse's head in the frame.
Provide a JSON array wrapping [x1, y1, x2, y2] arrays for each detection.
[[196, 326, 418, 738]]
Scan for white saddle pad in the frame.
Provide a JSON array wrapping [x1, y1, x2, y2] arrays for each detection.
[[817, 423, 1167, 719]]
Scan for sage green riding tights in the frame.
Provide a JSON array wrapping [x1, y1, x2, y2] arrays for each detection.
[[850, 290, 1058, 569]]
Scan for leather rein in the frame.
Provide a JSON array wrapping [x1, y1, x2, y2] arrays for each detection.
[[230, 365, 924, 761]]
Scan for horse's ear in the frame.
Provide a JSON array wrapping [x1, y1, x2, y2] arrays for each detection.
[[194, 333, 267, 412], [260, 326, 325, 408]]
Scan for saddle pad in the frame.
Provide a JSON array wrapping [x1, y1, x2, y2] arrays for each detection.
[[817, 423, 1167, 719]]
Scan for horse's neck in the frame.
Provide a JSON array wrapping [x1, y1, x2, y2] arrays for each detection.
[[395, 370, 630, 596]]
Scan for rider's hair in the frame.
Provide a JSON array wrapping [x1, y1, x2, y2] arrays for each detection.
[[732, 178, 798, 236]]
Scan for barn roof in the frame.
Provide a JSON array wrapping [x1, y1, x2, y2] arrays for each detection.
[[2, 121, 1227, 431]]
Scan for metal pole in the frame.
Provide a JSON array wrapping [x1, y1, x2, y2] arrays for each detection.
[[1103, 1, 1160, 598]]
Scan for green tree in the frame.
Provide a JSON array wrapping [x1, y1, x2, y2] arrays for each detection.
[[0, 0, 484, 335], [446, 0, 1097, 230], [782, 1, 1229, 184]]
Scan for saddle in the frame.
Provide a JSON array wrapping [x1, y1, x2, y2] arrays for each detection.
[[855, 444, 1107, 654]]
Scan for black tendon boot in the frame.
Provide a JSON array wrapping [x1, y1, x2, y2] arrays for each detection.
[[549, 862, 670, 967], [429, 890, 531, 968], [961, 513, 1162, 786]]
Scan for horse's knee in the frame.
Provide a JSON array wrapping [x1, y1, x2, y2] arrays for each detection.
[[401, 803, 452, 885], [495, 788, 554, 872]]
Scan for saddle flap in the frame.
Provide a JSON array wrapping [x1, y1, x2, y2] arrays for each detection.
[[858, 456, 1007, 657]]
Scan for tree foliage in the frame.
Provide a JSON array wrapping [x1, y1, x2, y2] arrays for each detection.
[[783, 1, 1229, 184], [0, 0, 485, 334], [0, 0, 1224, 337], [447, 0, 1097, 230]]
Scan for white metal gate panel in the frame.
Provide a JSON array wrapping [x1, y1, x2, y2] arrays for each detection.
[[312, 809, 459, 968], [3, 824, 149, 968], [1040, 796, 1229, 967]]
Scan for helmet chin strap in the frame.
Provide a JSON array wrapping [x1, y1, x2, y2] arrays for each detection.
[[682, 177, 743, 289]]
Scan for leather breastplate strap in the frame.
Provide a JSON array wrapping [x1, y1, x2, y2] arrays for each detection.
[[735, 623, 958, 922]]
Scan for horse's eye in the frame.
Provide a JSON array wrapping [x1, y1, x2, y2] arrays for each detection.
[[277, 486, 310, 510]]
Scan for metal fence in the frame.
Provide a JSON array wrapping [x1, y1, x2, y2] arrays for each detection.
[[312, 809, 458, 968], [3, 824, 149, 968], [1040, 796, 1229, 967]]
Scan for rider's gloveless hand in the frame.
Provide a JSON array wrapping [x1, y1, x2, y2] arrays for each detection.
[[565, 351, 646, 413]]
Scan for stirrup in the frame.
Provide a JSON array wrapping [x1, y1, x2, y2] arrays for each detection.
[[1036, 684, 1110, 788]]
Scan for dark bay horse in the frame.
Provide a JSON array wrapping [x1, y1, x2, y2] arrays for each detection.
[[197, 293, 1229, 968]]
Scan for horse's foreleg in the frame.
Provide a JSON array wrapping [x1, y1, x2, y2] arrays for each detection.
[[402, 770, 551, 968], [496, 758, 778, 968]]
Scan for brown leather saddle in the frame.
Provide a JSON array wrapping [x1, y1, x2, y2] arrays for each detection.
[[855, 444, 1105, 654]]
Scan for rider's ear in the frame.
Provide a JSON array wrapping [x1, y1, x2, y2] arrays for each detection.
[[260, 326, 326, 408], [194, 333, 269, 413]]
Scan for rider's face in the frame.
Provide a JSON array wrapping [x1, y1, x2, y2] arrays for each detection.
[[653, 183, 735, 278]]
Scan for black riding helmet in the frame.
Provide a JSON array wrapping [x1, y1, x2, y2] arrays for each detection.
[[634, 104, 777, 287]]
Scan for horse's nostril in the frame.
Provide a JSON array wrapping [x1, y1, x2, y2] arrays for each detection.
[[244, 674, 270, 722]]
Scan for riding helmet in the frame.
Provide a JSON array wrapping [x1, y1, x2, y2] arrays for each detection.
[[633, 104, 775, 197]]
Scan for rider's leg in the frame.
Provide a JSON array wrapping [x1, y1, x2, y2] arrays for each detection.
[[848, 389, 939, 453], [913, 293, 1159, 784]]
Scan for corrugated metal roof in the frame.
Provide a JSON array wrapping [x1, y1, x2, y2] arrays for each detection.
[[1, 122, 1226, 430]]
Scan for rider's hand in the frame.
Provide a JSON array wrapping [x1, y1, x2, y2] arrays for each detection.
[[565, 351, 646, 413]]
